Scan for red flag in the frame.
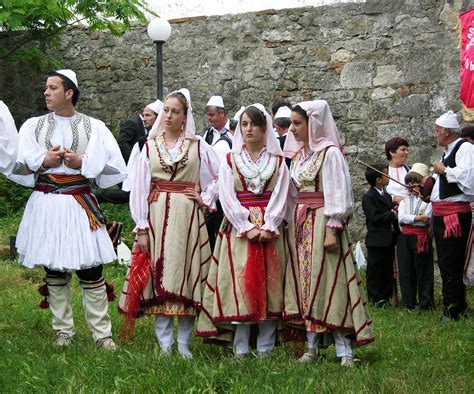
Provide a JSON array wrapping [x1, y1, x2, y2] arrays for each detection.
[[460, 9, 474, 121]]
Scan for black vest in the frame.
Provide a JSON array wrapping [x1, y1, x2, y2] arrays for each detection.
[[203, 127, 232, 149], [439, 139, 466, 199]]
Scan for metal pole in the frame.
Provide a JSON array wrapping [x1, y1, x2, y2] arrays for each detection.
[[156, 41, 164, 100]]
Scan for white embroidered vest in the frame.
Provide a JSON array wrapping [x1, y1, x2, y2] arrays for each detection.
[[35, 112, 91, 155]]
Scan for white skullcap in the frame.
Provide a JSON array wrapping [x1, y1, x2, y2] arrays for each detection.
[[435, 110, 460, 129], [233, 106, 245, 120], [55, 69, 78, 89], [274, 106, 291, 119], [206, 95, 225, 109], [409, 163, 429, 178], [145, 99, 163, 114]]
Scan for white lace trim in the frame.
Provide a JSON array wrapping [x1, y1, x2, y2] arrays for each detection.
[[234, 147, 277, 194]]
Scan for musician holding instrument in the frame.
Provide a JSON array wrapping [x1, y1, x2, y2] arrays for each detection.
[[431, 111, 474, 322], [397, 163, 434, 310]]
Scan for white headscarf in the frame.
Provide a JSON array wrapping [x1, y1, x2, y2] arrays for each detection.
[[145, 99, 163, 115], [283, 100, 342, 158], [231, 103, 283, 156], [147, 88, 199, 141]]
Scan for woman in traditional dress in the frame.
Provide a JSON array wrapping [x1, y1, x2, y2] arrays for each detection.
[[196, 104, 290, 358], [384, 137, 410, 306], [282, 100, 373, 367], [119, 89, 220, 358]]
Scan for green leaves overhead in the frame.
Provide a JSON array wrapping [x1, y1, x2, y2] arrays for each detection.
[[0, 0, 156, 69]]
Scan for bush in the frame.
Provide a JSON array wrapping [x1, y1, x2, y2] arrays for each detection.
[[0, 175, 32, 218]]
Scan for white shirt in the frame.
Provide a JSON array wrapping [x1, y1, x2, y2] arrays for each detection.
[[218, 150, 289, 237], [430, 138, 474, 203], [386, 165, 409, 200], [0, 101, 18, 176], [9, 112, 127, 188], [288, 146, 354, 228], [126, 139, 220, 233], [398, 194, 432, 226], [205, 121, 231, 159]]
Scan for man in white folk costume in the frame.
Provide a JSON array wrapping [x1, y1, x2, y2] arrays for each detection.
[[0, 70, 127, 349]]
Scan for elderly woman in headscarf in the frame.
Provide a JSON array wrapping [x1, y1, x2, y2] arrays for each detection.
[[196, 104, 290, 359], [118, 89, 220, 359], [282, 100, 373, 367]]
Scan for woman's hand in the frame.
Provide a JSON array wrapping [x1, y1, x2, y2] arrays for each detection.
[[259, 230, 275, 243], [246, 228, 260, 242], [324, 227, 338, 252], [136, 233, 150, 253], [183, 187, 205, 209]]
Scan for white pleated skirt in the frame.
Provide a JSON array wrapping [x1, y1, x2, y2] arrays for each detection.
[[16, 191, 116, 271]]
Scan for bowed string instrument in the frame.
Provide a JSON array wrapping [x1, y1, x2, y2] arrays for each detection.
[[357, 160, 434, 203]]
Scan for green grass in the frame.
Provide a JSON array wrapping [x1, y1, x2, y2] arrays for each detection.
[[0, 259, 473, 393], [1, 203, 473, 392]]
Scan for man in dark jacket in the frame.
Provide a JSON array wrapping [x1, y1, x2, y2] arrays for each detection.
[[95, 99, 162, 204], [118, 99, 162, 164]]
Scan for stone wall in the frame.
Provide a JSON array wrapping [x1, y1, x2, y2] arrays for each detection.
[[1, 0, 473, 240]]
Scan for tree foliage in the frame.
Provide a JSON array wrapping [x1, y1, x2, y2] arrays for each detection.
[[0, 0, 155, 69]]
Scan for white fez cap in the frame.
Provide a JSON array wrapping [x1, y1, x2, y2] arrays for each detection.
[[145, 99, 163, 114], [233, 106, 245, 120], [435, 110, 460, 129], [55, 69, 78, 89], [409, 163, 429, 178], [274, 106, 291, 119], [206, 95, 225, 109]]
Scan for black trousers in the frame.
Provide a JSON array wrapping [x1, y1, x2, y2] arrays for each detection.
[[93, 187, 129, 205], [366, 246, 394, 305], [205, 200, 224, 253], [433, 211, 471, 319], [397, 234, 434, 310], [44, 265, 103, 282]]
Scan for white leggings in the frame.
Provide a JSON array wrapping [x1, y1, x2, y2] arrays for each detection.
[[233, 320, 277, 355], [154, 316, 194, 349], [307, 331, 353, 358]]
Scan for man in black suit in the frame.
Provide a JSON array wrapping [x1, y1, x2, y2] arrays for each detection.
[[118, 99, 162, 164], [95, 99, 162, 204], [362, 163, 398, 305]]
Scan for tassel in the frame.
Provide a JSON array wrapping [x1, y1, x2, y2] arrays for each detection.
[[105, 282, 116, 302], [39, 299, 49, 309], [38, 284, 49, 297]]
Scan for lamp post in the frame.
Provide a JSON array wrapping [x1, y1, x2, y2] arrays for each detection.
[[147, 18, 171, 100]]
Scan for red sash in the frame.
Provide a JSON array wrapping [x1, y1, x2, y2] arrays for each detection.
[[401, 225, 430, 254], [35, 174, 105, 231], [148, 180, 196, 204], [296, 191, 324, 241], [236, 190, 279, 321], [236, 191, 272, 208], [432, 201, 471, 239]]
